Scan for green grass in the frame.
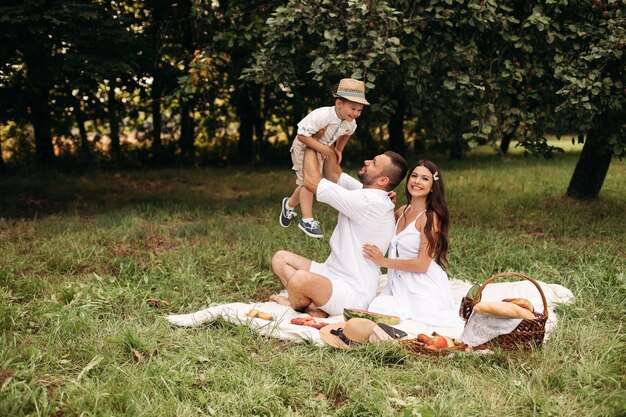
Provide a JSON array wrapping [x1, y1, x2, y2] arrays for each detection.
[[0, 151, 624, 416]]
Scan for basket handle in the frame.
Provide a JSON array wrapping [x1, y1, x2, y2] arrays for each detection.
[[470, 272, 548, 317]]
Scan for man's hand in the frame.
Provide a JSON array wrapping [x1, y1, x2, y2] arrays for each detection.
[[320, 145, 335, 160], [312, 127, 327, 141]]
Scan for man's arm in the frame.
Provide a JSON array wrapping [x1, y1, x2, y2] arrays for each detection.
[[321, 146, 342, 184]]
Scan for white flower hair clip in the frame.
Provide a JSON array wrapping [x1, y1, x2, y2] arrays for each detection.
[[433, 171, 440, 181]]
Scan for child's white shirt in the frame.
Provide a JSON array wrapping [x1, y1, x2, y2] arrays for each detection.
[[296, 106, 357, 146]]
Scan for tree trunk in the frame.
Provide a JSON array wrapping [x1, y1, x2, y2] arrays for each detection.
[[449, 119, 466, 160], [29, 89, 55, 166], [0, 141, 6, 174], [500, 131, 513, 154], [108, 85, 121, 161], [179, 99, 195, 160], [388, 88, 406, 155], [148, 1, 166, 166], [566, 114, 613, 199], [253, 89, 266, 150], [357, 117, 378, 162], [235, 87, 254, 164], [151, 77, 163, 164], [178, 0, 195, 162], [449, 140, 465, 159], [413, 124, 425, 154], [73, 98, 90, 160]]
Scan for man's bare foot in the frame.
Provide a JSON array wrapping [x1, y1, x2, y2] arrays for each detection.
[[305, 306, 329, 318], [269, 294, 292, 307]]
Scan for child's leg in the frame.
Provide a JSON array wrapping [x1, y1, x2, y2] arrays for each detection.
[[287, 186, 302, 209], [299, 186, 314, 219]]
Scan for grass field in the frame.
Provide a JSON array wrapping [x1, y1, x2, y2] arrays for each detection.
[[0, 151, 624, 416]]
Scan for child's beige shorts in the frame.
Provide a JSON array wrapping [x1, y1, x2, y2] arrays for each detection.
[[290, 139, 324, 186]]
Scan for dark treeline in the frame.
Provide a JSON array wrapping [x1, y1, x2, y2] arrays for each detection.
[[0, 0, 624, 198]]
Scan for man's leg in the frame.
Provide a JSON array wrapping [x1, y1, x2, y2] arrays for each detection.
[[271, 250, 312, 289], [284, 270, 333, 313], [270, 250, 332, 315]]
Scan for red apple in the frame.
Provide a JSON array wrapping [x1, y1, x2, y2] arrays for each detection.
[[431, 335, 448, 349]]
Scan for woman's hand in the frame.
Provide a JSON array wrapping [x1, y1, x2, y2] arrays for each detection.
[[387, 190, 397, 205], [363, 243, 385, 266]]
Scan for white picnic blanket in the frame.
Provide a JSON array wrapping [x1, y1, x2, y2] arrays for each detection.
[[166, 278, 574, 346]]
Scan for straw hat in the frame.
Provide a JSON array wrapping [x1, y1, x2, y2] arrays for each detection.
[[333, 78, 370, 105], [320, 318, 377, 349]]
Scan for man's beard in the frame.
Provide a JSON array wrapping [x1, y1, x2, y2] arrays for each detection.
[[358, 170, 375, 186]]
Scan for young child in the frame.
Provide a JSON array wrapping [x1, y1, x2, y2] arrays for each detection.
[[279, 78, 369, 238]]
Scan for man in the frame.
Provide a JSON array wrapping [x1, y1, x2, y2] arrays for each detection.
[[270, 146, 408, 317]]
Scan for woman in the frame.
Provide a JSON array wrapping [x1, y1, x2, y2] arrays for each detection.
[[363, 160, 463, 327]]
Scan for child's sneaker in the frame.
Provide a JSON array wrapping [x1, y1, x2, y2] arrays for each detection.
[[298, 219, 323, 238], [279, 197, 297, 227]]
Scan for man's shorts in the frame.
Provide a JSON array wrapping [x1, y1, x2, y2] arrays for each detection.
[[290, 140, 324, 186], [310, 261, 364, 317]]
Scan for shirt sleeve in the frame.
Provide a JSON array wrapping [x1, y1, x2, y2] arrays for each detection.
[[345, 121, 357, 136], [317, 176, 366, 221], [297, 108, 327, 137], [337, 172, 363, 190]]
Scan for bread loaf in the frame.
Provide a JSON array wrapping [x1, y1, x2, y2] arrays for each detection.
[[474, 301, 536, 320], [417, 333, 433, 345], [502, 298, 534, 312]]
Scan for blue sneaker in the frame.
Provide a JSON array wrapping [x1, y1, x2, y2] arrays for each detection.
[[298, 219, 323, 238], [279, 197, 297, 227]]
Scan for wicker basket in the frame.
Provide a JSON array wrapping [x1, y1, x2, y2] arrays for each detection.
[[401, 338, 469, 356], [461, 272, 548, 350]]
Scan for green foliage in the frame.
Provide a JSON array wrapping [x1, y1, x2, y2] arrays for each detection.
[[552, 0, 626, 157], [0, 0, 624, 197]]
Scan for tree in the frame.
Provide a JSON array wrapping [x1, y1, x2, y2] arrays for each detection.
[[0, 0, 141, 167], [550, 0, 625, 199], [208, 0, 286, 163], [244, 0, 405, 158]]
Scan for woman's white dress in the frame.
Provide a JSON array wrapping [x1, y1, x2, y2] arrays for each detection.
[[368, 211, 464, 327]]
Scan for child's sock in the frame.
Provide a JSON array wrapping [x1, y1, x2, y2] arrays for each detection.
[[285, 201, 294, 210], [302, 217, 314, 223]]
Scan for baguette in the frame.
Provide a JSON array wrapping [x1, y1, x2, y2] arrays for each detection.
[[502, 297, 534, 312], [474, 301, 536, 320]]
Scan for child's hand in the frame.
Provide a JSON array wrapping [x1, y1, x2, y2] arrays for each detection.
[[334, 148, 343, 164], [387, 191, 397, 204]]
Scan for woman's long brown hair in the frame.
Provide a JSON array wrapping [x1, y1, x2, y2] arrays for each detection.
[[405, 160, 449, 269]]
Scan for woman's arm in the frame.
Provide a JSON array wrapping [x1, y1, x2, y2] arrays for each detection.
[[363, 212, 439, 273], [363, 241, 433, 273], [394, 205, 406, 221]]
